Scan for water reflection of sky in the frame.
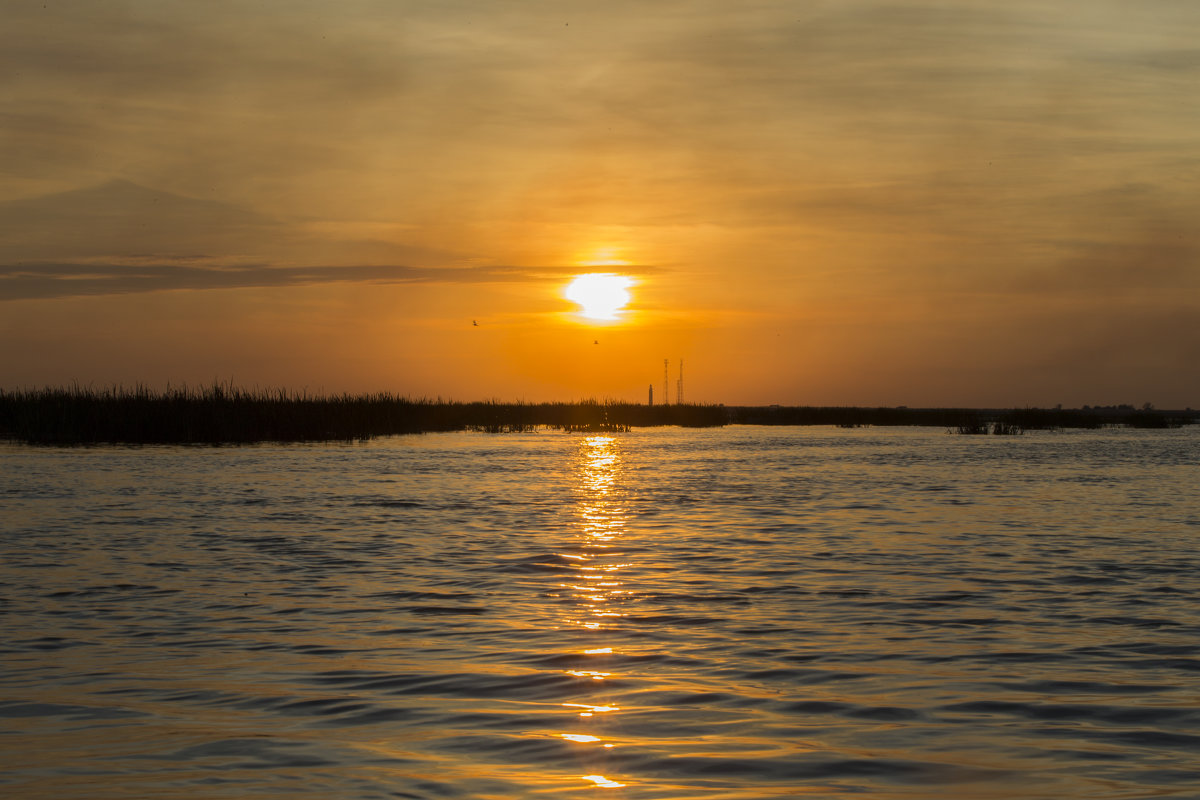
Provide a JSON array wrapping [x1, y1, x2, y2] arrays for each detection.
[[564, 435, 631, 632], [5, 429, 1200, 798], [557, 435, 630, 790]]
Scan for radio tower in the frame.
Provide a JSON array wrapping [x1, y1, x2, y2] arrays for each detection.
[[676, 359, 684, 405], [663, 359, 670, 405]]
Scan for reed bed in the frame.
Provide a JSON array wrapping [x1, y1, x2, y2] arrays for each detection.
[[0, 385, 726, 444], [1, 386, 1192, 444], [726, 405, 1196, 432]]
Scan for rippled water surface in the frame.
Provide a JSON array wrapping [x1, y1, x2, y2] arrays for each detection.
[[3, 426, 1199, 799]]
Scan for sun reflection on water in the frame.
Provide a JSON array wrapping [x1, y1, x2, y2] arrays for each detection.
[[564, 436, 631, 633], [553, 435, 634, 791], [561, 733, 602, 743], [563, 703, 620, 716]]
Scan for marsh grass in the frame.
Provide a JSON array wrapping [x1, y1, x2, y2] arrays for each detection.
[[0, 385, 726, 444], [730, 406, 997, 430], [1, 386, 1192, 444], [727, 405, 1195, 434]]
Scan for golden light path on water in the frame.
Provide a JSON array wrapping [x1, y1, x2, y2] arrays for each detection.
[[558, 435, 630, 790], [5, 430, 1200, 797]]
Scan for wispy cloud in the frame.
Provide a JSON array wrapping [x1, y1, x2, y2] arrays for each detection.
[[0, 259, 662, 301], [0, 176, 664, 300], [3, 0, 1197, 402], [0, 262, 423, 301]]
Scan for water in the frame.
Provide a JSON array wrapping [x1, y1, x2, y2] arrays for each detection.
[[2, 426, 1198, 799]]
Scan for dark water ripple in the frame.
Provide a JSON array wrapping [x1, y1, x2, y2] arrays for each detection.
[[2, 426, 1199, 798]]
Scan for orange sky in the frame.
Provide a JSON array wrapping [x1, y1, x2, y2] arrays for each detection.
[[2, 1, 1198, 406]]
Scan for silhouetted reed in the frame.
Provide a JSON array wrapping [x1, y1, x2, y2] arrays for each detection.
[[727, 405, 1195, 433], [0, 385, 725, 444], [1121, 411, 1183, 429], [1, 387, 1192, 444], [951, 415, 1021, 435], [729, 406, 995, 429]]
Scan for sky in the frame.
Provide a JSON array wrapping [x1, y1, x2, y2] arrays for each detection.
[[2, 0, 1198, 407]]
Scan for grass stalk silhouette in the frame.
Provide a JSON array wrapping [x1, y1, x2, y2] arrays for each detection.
[[0, 386, 1193, 444]]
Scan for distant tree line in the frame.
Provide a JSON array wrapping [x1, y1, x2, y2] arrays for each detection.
[[726, 405, 1196, 432]]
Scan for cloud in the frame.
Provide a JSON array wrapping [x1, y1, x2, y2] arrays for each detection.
[[0, 257, 660, 301], [0, 179, 278, 260], [0, 178, 659, 299], [0, 261, 534, 301], [0, 176, 450, 268]]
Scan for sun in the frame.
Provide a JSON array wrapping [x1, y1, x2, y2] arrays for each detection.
[[565, 273, 634, 321]]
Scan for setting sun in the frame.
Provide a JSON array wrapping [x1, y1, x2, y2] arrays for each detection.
[[564, 273, 634, 321]]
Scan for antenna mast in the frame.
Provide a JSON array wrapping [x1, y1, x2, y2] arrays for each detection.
[[676, 359, 684, 405], [663, 359, 670, 405]]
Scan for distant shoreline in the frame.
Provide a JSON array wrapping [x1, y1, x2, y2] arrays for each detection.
[[0, 386, 1194, 445]]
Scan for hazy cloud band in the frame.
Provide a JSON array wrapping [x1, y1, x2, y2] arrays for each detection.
[[0, 261, 656, 301]]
